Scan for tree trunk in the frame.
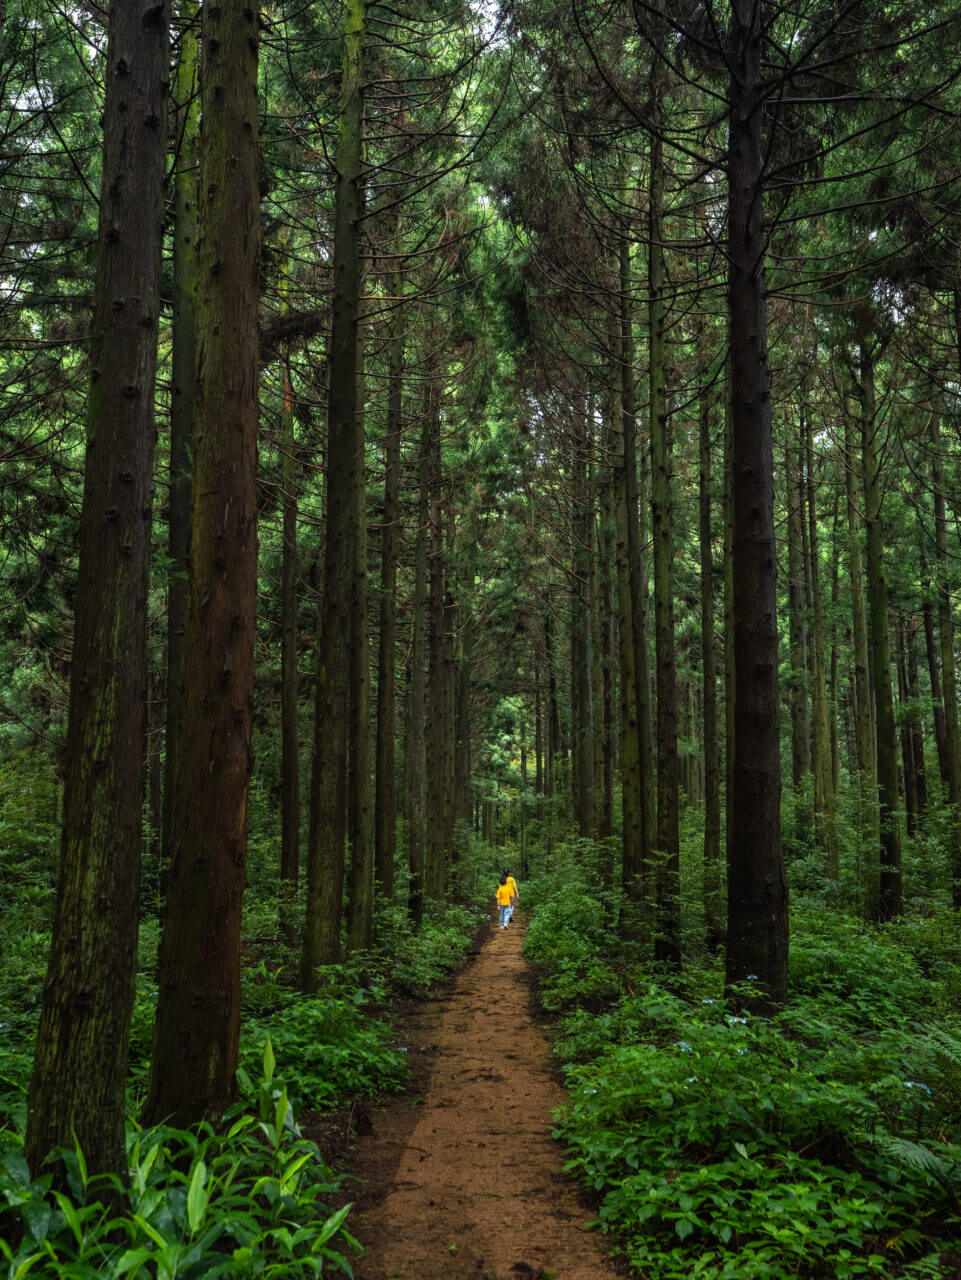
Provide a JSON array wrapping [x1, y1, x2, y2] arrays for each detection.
[[611, 316, 645, 902], [699, 339, 722, 946], [571, 403, 595, 839], [162, 0, 198, 873], [931, 411, 961, 905], [146, 0, 259, 1123], [860, 337, 901, 921], [624, 230, 655, 870], [425, 380, 447, 900], [784, 438, 811, 826], [300, 0, 366, 984], [724, 0, 789, 1006], [921, 554, 951, 791], [805, 407, 838, 875], [25, 0, 169, 1171], [844, 395, 878, 913], [280, 356, 300, 935], [405, 418, 430, 927], [374, 283, 404, 901], [649, 129, 679, 965], [897, 621, 918, 837]]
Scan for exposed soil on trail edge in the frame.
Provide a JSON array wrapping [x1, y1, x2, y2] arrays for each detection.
[[345, 912, 624, 1280]]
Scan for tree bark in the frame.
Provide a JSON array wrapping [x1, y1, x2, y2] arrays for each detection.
[[146, 0, 259, 1123], [931, 411, 961, 905], [162, 0, 199, 873], [860, 337, 901, 921], [649, 128, 680, 966], [724, 0, 789, 1005], [300, 0, 366, 984], [280, 356, 300, 935], [25, 0, 169, 1172], [699, 341, 722, 946], [405, 417, 430, 927], [374, 286, 404, 900]]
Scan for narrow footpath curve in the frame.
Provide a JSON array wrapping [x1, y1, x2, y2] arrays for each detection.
[[348, 913, 624, 1280]]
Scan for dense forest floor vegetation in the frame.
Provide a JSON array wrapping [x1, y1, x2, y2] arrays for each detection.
[[523, 818, 961, 1280], [0, 751, 488, 1276]]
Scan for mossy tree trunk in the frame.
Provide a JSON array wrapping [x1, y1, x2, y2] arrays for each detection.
[[25, 0, 170, 1174], [146, 0, 259, 1125], [300, 0, 366, 984]]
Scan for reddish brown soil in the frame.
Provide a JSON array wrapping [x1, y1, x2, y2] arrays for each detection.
[[345, 911, 624, 1280]]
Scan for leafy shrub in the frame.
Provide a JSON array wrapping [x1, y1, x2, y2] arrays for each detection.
[[526, 889, 961, 1279], [0, 1042, 359, 1278]]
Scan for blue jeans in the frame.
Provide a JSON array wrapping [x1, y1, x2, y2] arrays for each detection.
[[499, 904, 511, 927]]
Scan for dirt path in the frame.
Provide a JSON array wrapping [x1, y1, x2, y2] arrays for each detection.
[[347, 912, 623, 1280]]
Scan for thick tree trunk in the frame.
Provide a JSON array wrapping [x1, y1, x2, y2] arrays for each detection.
[[724, 0, 789, 1005], [860, 338, 901, 921], [896, 622, 918, 837], [162, 0, 198, 872], [596, 418, 616, 843], [146, 0, 259, 1123], [722, 369, 735, 865], [25, 0, 169, 1171], [374, 287, 404, 901], [649, 129, 680, 966], [300, 0, 366, 984]]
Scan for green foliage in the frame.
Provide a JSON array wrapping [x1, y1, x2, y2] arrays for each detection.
[[525, 884, 961, 1279], [0, 1043, 359, 1278]]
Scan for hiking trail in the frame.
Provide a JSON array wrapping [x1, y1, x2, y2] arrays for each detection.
[[345, 912, 624, 1280]]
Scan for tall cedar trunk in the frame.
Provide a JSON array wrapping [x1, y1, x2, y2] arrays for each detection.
[[571, 404, 595, 839], [405, 419, 430, 927], [921, 554, 951, 790], [454, 619, 471, 830], [611, 316, 645, 901], [907, 619, 928, 817], [162, 0, 198, 870], [300, 0, 365, 985], [931, 412, 961, 905], [896, 622, 918, 837], [699, 339, 722, 945], [145, 0, 258, 1123], [425, 382, 446, 899], [347, 321, 373, 950], [724, 0, 789, 1005], [785, 439, 811, 819], [805, 408, 838, 875], [597, 418, 616, 842], [280, 357, 300, 932], [545, 612, 560, 799], [829, 497, 841, 792], [25, 0, 169, 1172], [534, 662, 543, 794], [374, 287, 404, 900], [722, 368, 735, 863], [649, 128, 680, 965], [443, 572, 457, 860], [860, 337, 901, 921], [619, 234, 653, 875], [844, 398, 878, 913]]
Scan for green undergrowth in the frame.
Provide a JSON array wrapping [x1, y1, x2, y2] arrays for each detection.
[[0, 752, 493, 1277], [0, 1042, 359, 1278], [524, 858, 961, 1280]]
